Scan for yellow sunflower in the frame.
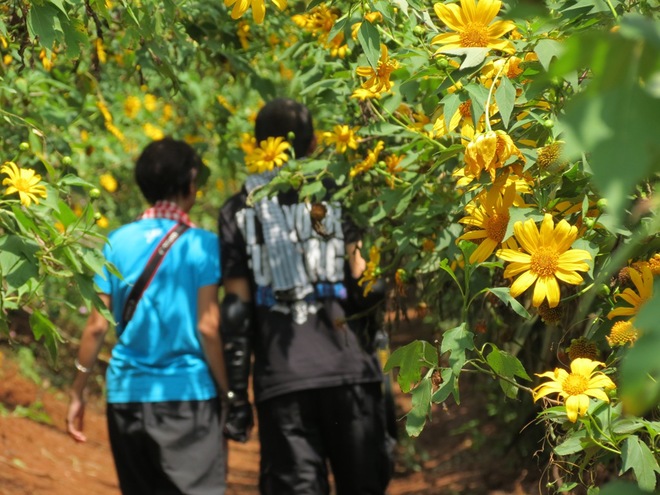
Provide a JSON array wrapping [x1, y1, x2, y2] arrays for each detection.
[[225, 0, 287, 24], [607, 266, 653, 319], [458, 182, 516, 263], [532, 358, 616, 423], [496, 214, 591, 308], [606, 320, 640, 347], [432, 0, 516, 54], [350, 88, 381, 101], [1, 161, 48, 207], [356, 44, 400, 94], [323, 124, 360, 154], [245, 136, 290, 174]]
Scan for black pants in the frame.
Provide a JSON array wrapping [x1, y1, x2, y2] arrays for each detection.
[[107, 400, 226, 495], [257, 383, 393, 495]]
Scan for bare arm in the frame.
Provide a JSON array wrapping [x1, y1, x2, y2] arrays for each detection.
[[347, 241, 366, 279], [67, 294, 110, 443], [223, 276, 252, 302], [197, 284, 229, 395]]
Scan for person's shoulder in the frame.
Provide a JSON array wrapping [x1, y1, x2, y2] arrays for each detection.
[[220, 188, 248, 214]]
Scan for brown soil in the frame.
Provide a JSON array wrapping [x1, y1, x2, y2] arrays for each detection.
[[0, 326, 544, 495]]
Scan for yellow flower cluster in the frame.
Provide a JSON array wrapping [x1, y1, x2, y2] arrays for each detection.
[[356, 45, 399, 95]]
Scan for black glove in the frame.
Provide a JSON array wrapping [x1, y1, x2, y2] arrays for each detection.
[[223, 391, 254, 443]]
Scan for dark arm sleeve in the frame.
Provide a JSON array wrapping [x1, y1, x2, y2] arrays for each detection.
[[219, 193, 251, 282]]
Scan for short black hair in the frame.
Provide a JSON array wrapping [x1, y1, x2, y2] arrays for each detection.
[[255, 98, 314, 159], [135, 137, 202, 205]]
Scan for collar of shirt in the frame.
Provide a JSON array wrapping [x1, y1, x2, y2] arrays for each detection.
[[138, 200, 195, 226]]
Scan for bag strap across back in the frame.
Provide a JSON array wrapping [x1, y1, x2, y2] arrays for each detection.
[[121, 222, 190, 326]]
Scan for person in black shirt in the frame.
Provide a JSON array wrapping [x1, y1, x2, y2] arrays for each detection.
[[218, 98, 392, 494]]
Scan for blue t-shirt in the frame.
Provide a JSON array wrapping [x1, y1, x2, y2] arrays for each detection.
[[95, 218, 221, 404]]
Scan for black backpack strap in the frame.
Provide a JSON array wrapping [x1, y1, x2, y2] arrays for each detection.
[[121, 222, 190, 326]]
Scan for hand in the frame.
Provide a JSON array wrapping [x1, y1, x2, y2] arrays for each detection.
[[223, 397, 254, 443], [67, 395, 87, 443]]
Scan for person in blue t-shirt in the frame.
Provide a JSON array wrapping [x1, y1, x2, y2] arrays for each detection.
[[67, 138, 229, 495]]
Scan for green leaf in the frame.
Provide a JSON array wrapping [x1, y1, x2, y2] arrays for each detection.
[[0, 235, 40, 289], [27, 3, 64, 48], [534, 39, 564, 72], [437, 47, 489, 70], [621, 436, 660, 492], [357, 21, 381, 69], [406, 374, 432, 437], [487, 288, 531, 319], [600, 481, 651, 495], [485, 345, 531, 399], [554, 429, 589, 456], [495, 76, 516, 129], [431, 368, 458, 404], [384, 340, 437, 393], [30, 310, 64, 362], [299, 179, 325, 202], [440, 323, 473, 374]]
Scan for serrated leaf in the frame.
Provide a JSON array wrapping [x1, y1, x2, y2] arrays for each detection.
[[495, 76, 516, 129], [358, 21, 381, 69], [487, 288, 531, 319], [534, 39, 564, 72], [440, 323, 473, 374], [486, 345, 531, 398], [406, 375, 432, 437], [554, 430, 589, 456], [621, 436, 660, 492], [30, 309, 64, 362], [384, 340, 437, 393], [27, 3, 64, 48]]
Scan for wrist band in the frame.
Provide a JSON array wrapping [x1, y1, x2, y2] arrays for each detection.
[[74, 359, 92, 374]]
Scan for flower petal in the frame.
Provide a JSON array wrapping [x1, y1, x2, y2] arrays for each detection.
[[510, 270, 538, 297]]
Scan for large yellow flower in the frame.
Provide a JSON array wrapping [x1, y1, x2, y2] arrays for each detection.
[[607, 266, 653, 319], [1, 161, 48, 207], [458, 182, 516, 263], [324, 124, 360, 154], [245, 136, 290, 174], [533, 358, 616, 423], [225, 0, 287, 24], [432, 0, 516, 54], [496, 214, 591, 308], [356, 44, 400, 94]]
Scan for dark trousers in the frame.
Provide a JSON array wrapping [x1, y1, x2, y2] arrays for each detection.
[[257, 383, 393, 495], [107, 400, 226, 495]]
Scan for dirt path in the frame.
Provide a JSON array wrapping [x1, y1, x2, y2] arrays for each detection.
[[0, 341, 541, 495]]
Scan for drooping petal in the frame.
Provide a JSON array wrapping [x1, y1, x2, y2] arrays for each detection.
[[509, 270, 538, 297], [554, 267, 584, 285], [532, 276, 549, 307], [503, 262, 532, 278], [469, 237, 498, 263], [607, 306, 636, 319], [543, 276, 561, 308], [496, 249, 531, 263]]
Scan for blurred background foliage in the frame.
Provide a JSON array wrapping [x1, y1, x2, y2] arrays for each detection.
[[0, 0, 659, 491]]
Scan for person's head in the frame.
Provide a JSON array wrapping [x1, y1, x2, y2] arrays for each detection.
[[135, 137, 202, 205], [255, 98, 315, 159]]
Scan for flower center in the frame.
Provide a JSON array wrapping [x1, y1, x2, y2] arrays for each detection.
[[530, 246, 559, 277], [485, 212, 509, 243], [460, 23, 490, 47], [15, 177, 32, 193], [459, 100, 472, 119], [562, 373, 589, 396]]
